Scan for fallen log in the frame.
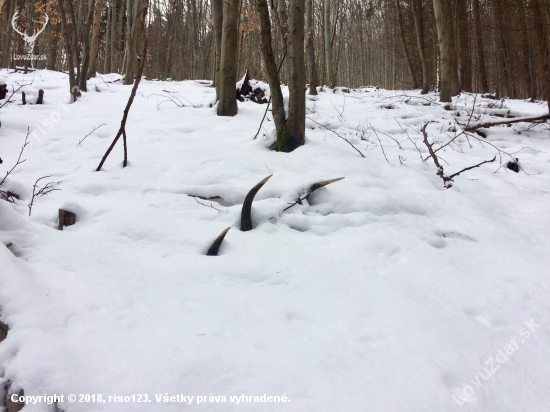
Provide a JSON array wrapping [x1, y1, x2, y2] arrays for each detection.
[[465, 114, 550, 131]]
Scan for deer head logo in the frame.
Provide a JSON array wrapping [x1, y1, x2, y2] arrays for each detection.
[[11, 11, 49, 55]]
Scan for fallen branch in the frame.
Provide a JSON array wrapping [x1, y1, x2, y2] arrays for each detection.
[[465, 114, 550, 131], [421, 123, 496, 188]]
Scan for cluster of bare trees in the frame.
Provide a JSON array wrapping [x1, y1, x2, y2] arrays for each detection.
[[0, 0, 548, 147], [1, 0, 548, 99]]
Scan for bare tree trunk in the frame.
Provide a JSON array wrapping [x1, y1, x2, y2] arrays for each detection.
[[124, 0, 148, 85], [411, 0, 429, 94], [278, 0, 305, 152], [277, 0, 290, 78], [533, 0, 550, 111], [256, 0, 286, 130], [448, 0, 460, 95], [519, 0, 535, 100], [88, 0, 104, 78], [456, 0, 471, 91], [80, 0, 96, 91], [104, 0, 111, 73], [472, 0, 488, 93], [212, 0, 223, 99], [217, 0, 239, 116], [324, 0, 335, 88], [67, 0, 82, 91], [306, 0, 318, 95], [57, 0, 78, 102], [395, 0, 418, 89], [492, 0, 513, 97], [47, 24, 60, 71], [2, 0, 15, 68], [433, 0, 452, 102]]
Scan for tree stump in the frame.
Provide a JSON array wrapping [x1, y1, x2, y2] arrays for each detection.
[[36, 89, 44, 104], [0, 84, 7, 99], [58, 209, 76, 230], [21, 92, 26, 105]]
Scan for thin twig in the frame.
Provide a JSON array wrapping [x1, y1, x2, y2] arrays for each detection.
[[447, 157, 496, 181], [0, 128, 30, 187], [0, 83, 31, 109], [254, 50, 287, 140], [78, 123, 106, 146], [192, 196, 221, 212], [308, 117, 365, 158], [28, 176, 60, 216], [367, 124, 389, 163]]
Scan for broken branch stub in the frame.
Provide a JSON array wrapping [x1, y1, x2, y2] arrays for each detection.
[[206, 227, 231, 256], [240, 174, 273, 231], [58, 209, 76, 230]]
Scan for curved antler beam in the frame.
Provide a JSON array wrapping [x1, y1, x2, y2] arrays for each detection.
[[240, 174, 273, 231], [206, 227, 231, 256], [283, 177, 345, 211], [309, 177, 345, 193]]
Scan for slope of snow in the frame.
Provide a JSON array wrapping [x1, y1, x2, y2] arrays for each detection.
[[0, 70, 549, 412]]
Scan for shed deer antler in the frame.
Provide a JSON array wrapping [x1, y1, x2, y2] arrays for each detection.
[[11, 11, 49, 55]]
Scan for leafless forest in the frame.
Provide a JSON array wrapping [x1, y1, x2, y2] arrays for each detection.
[[2, 0, 549, 97]]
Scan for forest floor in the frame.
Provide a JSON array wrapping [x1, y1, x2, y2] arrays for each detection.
[[1, 70, 549, 412]]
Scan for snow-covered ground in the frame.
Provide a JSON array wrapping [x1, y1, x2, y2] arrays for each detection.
[[1, 70, 549, 412]]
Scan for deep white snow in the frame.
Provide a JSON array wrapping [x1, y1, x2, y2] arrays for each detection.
[[0, 70, 549, 412]]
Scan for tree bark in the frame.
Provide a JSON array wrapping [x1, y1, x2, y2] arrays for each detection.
[[395, 0, 418, 89], [456, 0, 471, 91], [2, 0, 15, 68], [80, 0, 97, 91], [533, 0, 550, 111], [324, 0, 335, 88], [411, 0, 429, 94], [448, 0, 460, 95], [212, 0, 223, 99], [217, 0, 239, 116], [57, 0, 78, 102], [88, 0, 105, 78], [472, 0, 488, 93], [256, 0, 286, 130], [433, 0, 452, 102], [124, 0, 148, 85], [306, 0, 318, 95], [278, 0, 306, 152]]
